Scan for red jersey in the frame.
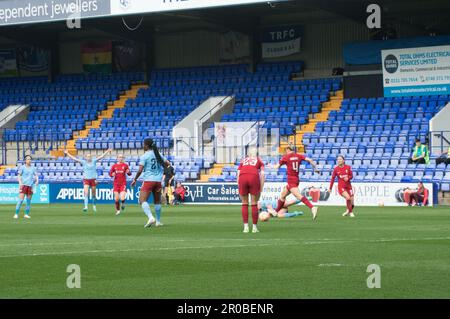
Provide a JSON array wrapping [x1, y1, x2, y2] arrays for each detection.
[[279, 153, 306, 178], [238, 156, 264, 176], [109, 163, 131, 185], [330, 165, 353, 189]]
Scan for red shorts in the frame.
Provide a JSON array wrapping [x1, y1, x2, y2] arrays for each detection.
[[83, 179, 97, 187], [141, 181, 162, 194], [286, 176, 300, 191], [113, 184, 127, 193], [19, 185, 33, 195], [238, 174, 261, 196], [338, 185, 354, 196]]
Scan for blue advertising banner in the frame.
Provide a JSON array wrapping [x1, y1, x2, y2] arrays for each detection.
[[261, 25, 302, 58], [0, 183, 50, 204], [49, 183, 153, 204]]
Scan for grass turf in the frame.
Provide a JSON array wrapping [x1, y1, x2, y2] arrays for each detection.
[[0, 204, 449, 298]]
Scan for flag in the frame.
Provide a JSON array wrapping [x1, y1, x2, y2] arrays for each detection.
[[81, 42, 112, 73]]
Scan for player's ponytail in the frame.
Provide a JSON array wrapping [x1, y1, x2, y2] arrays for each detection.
[[152, 143, 167, 168], [144, 138, 166, 168]]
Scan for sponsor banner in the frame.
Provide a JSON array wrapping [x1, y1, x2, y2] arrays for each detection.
[[215, 122, 258, 147], [184, 183, 240, 204], [219, 31, 251, 64], [0, 49, 18, 77], [184, 182, 435, 206], [49, 183, 153, 204], [0, 0, 274, 27], [261, 25, 302, 58], [382, 45, 450, 97], [111, 0, 273, 16], [0, 184, 50, 204], [0, 0, 110, 26], [82, 41, 112, 74]]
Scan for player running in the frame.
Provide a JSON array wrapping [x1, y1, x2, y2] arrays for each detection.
[[64, 148, 112, 213], [14, 155, 39, 219], [258, 198, 304, 218], [237, 148, 265, 233], [269, 146, 319, 220], [131, 138, 170, 228], [109, 154, 132, 215], [328, 155, 355, 217]]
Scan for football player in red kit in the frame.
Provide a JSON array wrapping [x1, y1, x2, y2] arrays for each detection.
[[237, 148, 265, 233], [270, 146, 320, 220], [328, 155, 355, 217], [109, 154, 132, 215]]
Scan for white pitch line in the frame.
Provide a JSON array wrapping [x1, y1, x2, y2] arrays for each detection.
[[0, 242, 297, 258], [1, 236, 450, 259]]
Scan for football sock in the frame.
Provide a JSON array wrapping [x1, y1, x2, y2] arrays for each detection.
[[155, 204, 162, 222], [84, 195, 88, 208], [121, 200, 125, 207], [301, 196, 314, 209], [93, 197, 97, 206], [284, 211, 304, 218], [347, 200, 353, 213], [141, 202, 153, 219], [241, 204, 249, 223], [15, 199, 24, 214], [115, 201, 120, 210], [25, 197, 31, 215], [275, 199, 285, 212], [251, 204, 258, 225]]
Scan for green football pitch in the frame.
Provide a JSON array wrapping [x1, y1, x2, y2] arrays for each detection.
[[0, 204, 449, 299]]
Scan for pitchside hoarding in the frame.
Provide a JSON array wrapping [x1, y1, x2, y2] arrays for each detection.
[[183, 182, 436, 206], [0, 184, 50, 204], [382, 45, 450, 97], [49, 183, 153, 204], [0, 182, 436, 206], [0, 0, 275, 26]]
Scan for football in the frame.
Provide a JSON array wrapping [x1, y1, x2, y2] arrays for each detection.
[[259, 211, 271, 222]]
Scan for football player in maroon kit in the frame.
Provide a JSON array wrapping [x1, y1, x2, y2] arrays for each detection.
[[109, 154, 132, 215], [270, 146, 320, 220], [328, 155, 355, 217], [237, 148, 265, 233]]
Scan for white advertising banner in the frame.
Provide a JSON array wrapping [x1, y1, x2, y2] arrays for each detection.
[[111, 0, 272, 16], [260, 182, 434, 207], [382, 45, 450, 97]]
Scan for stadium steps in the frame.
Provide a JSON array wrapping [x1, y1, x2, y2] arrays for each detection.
[[50, 84, 149, 157], [198, 163, 231, 182], [0, 165, 15, 176], [279, 90, 343, 153]]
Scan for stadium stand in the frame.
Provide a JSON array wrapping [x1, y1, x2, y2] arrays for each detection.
[[1, 62, 450, 193]]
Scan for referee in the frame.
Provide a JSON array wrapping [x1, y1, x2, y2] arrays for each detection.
[[162, 162, 175, 205]]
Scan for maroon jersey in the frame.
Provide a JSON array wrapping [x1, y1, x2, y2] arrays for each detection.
[[329, 165, 353, 189], [279, 153, 306, 179], [109, 163, 131, 185], [238, 156, 264, 176]]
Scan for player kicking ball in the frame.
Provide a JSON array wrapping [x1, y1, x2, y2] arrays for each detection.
[[328, 155, 355, 217], [109, 154, 132, 215], [237, 148, 265, 233], [258, 198, 304, 218], [269, 146, 319, 220], [14, 155, 39, 219]]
